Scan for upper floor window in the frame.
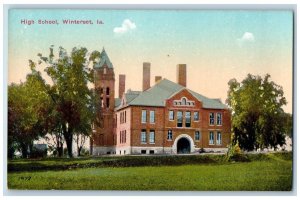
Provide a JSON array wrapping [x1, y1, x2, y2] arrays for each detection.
[[149, 130, 155, 144], [150, 111, 155, 123], [141, 130, 146, 143], [106, 98, 110, 108], [209, 131, 214, 145], [185, 111, 191, 127], [177, 111, 183, 127], [125, 111, 127, 123], [182, 97, 187, 105], [169, 110, 174, 121], [141, 110, 147, 123], [167, 130, 173, 140], [195, 131, 200, 141], [217, 113, 222, 125], [103, 68, 107, 74], [194, 112, 199, 121], [209, 113, 215, 125], [217, 132, 222, 145], [106, 87, 110, 95]]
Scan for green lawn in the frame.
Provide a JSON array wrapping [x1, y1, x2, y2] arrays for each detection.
[[7, 153, 292, 191]]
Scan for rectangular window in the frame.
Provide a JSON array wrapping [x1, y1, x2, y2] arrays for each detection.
[[194, 112, 199, 121], [141, 150, 146, 154], [195, 131, 200, 141], [124, 130, 126, 143], [185, 111, 191, 127], [167, 130, 173, 140], [141, 110, 147, 123], [217, 132, 222, 145], [209, 131, 214, 145], [209, 113, 215, 125], [150, 110, 155, 123], [125, 111, 127, 123], [119, 131, 121, 144], [217, 113, 222, 125], [149, 130, 155, 143], [169, 110, 174, 121], [141, 130, 146, 143], [177, 111, 183, 127], [106, 97, 110, 108]]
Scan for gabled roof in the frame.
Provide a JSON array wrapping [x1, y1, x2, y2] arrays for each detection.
[[94, 48, 113, 69], [115, 90, 141, 109], [127, 79, 227, 109]]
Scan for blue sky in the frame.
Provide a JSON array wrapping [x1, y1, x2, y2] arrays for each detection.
[[8, 9, 293, 113]]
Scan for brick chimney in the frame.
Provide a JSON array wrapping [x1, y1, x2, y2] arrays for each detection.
[[143, 62, 151, 91], [155, 76, 162, 83], [176, 64, 186, 87], [119, 74, 126, 98]]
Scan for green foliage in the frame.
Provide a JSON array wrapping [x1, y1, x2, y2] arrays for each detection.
[[8, 64, 51, 158], [226, 142, 249, 162], [226, 74, 288, 151], [37, 46, 99, 158]]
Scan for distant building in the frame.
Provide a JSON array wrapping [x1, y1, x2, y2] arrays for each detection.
[[91, 49, 231, 155]]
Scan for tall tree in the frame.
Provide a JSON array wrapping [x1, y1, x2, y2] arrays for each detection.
[[226, 74, 288, 151], [8, 62, 51, 158], [38, 46, 97, 158]]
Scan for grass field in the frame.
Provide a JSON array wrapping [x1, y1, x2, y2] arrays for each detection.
[[7, 152, 293, 191]]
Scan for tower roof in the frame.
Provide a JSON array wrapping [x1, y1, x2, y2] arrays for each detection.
[[94, 48, 113, 69]]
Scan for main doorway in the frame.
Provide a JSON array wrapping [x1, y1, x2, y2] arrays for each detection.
[[177, 137, 191, 154]]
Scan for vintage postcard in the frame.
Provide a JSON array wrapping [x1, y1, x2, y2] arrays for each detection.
[[6, 6, 294, 192]]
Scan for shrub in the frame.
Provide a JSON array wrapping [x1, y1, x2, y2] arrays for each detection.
[[226, 142, 249, 162]]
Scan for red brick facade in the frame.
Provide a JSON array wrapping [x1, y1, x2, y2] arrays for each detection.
[[92, 49, 231, 155]]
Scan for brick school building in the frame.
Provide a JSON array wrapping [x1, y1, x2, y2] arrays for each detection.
[[91, 49, 231, 155]]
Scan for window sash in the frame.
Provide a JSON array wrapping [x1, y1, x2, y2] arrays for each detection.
[[177, 111, 183, 127], [217, 132, 222, 144], [209, 132, 214, 144], [194, 112, 199, 121], [217, 113, 222, 125], [150, 111, 155, 123], [149, 131, 155, 143], [209, 113, 215, 125], [169, 110, 174, 120], [195, 131, 200, 141], [141, 131, 146, 143], [167, 130, 172, 140], [141, 110, 147, 123]]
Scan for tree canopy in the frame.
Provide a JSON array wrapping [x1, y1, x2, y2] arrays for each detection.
[[226, 74, 289, 151]]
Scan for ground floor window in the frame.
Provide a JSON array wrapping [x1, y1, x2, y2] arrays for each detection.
[[195, 131, 200, 141], [149, 150, 154, 154], [149, 130, 155, 143], [209, 131, 214, 145], [217, 132, 222, 145], [167, 130, 173, 140], [141, 130, 146, 143]]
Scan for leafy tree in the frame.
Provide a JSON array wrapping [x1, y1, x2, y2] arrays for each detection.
[[8, 62, 51, 158], [37, 46, 97, 158], [226, 74, 288, 151]]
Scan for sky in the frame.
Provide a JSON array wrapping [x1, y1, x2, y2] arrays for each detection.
[[8, 9, 293, 113]]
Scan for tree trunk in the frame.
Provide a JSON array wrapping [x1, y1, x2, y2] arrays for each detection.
[[77, 146, 82, 157], [20, 143, 28, 158], [63, 129, 73, 158]]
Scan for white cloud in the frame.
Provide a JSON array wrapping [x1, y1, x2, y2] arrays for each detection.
[[237, 32, 255, 43], [113, 19, 136, 34], [241, 32, 255, 42], [237, 32, 255, 47]]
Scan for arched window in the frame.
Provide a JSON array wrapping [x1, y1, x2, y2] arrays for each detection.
[[182, 97, 187, 105]]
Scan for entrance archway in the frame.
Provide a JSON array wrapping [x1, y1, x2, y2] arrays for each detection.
[[177, 137, 191, 154]]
